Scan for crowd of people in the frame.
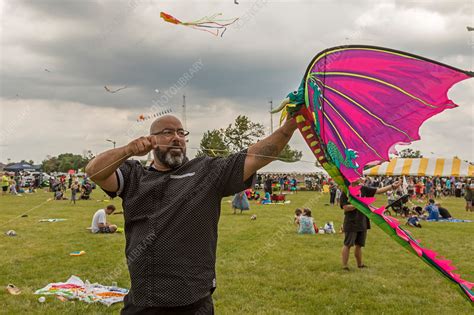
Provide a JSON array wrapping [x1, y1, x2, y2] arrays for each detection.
[[0, 171, 96, 203], [48, 175, 95, 202], [257, 174, 472, 272], [364, 175, 472, 200], [324, 175, 473, 213], [255, 173, 331, 193]]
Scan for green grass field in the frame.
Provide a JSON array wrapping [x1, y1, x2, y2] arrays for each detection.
[[1, 189, 473, 314]]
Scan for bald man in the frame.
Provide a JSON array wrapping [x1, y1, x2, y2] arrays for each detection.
[[86, 115, 297, 314]]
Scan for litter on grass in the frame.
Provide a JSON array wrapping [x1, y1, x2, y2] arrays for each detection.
[[6, 284, 21, 295], [34, 275, 128, 306], [39, 218, 67, 222]]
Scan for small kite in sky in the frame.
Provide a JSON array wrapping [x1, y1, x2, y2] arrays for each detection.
[[160, 11, 239, 37], [234, 0, 239, 4], [44, 69, 51, 73], [155, 89, 160, 93], [137, 108, 172, 122], [104, 85, 128, 93], [467, 26, 474, 31]]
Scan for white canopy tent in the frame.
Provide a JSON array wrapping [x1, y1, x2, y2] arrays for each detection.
[[363, 158, 473, 177], [258, 160, 328, 175]]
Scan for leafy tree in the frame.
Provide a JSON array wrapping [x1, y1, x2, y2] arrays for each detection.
[[196, 130, 229, 157], [277, 144, 302, 162], [399, 148, 423, 158], [42, 153, 90, 173], [197, 115, 301, 161], [42, 157, 60, 173], [222, 115, 265, 152]]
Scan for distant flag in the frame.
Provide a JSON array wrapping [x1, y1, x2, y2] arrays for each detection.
[[402, 176, 408, 194]]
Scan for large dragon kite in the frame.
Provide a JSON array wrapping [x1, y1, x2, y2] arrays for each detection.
[[272, 45, 473, 302]]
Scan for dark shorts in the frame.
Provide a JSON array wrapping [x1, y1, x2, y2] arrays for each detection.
[[344, 231, 367, 247], [2, 186, 7, 192], [98, 226, 112, 233], [121, 293, 214, 315]]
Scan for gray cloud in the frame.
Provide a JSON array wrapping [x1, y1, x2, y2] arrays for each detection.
[[1, 0, 473, 163]]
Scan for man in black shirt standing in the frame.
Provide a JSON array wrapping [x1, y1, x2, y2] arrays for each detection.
[[85, 115, 297, 314], [340, 179, 400, 270]]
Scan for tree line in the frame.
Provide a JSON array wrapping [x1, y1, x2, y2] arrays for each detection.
[[196, 115, 302, 161]]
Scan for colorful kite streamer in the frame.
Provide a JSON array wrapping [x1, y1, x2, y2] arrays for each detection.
[[274, 45, 474, 302], [136, 108, 172, 122], [160, 11, 238, 37]]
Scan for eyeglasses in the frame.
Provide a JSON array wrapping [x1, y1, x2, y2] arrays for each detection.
[[151, 128, 190, 138]]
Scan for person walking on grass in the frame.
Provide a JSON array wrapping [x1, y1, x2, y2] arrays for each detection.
[[340, 178, 401, 270], [85, 114, 297, 314], [70, 181, 79, 205], [465, 182, 473, 212], [1, 173, 9, 196]]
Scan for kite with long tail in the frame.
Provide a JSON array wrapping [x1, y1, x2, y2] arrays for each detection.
[[273, 45, 473, 302], [160, 12, 238, 37]]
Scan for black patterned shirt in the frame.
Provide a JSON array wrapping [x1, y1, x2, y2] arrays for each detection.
[[105, 151, 254, 307]]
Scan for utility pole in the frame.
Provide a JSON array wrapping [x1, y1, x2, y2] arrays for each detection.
[[269, 99, 273, 134], [182, 94, 187, 130], [106, 139, 116, 149]]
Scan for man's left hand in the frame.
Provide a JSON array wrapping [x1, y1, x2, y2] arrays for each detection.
[[391, 181, 401, 190]]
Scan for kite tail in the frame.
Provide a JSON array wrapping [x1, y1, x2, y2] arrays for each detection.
[[293, 107, 474, 304], [347, 187, 474, 303]]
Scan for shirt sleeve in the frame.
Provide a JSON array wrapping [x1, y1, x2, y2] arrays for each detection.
[[361, 185, 377, 197], [211, 150, 256, 197], [102, 160, 137, 199], [340, 192, 349, 209]]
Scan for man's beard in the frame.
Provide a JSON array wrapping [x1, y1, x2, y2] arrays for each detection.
[[154, 146, 186, 169]]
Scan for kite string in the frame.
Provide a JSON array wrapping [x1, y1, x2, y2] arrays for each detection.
[[87, 144, 323, 180]]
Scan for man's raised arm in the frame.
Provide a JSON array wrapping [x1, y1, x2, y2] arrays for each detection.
[[243, 118, 297, 181], [85, 136, 157, 192]]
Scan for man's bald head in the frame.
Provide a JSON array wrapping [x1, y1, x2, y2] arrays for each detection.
[[150, 115, 183, 135], [149, 114, 187, 170]]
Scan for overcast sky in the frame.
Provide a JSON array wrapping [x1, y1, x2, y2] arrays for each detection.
[[0, 0, 473, 165]]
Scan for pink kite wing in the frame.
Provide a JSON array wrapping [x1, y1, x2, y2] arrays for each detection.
[[289, 45, 474, 302], [304, 45, 473, 182]]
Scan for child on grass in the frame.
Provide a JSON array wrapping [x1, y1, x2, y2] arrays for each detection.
[[298, 208, 316, 234]]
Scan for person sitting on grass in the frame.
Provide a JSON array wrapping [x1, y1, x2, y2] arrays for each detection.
[[406, 215, 422, 228], [298, 208, 315, 234], [260, 191, 271, 204], [425, 199, 440, 221], [413, 206, 424, 216], [436, 203, 452, 219], [91, 205, 117, 233], [54, 189, 67, 200]]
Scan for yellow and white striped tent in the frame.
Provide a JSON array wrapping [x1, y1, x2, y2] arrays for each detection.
[[364, 158, 473, 177]]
